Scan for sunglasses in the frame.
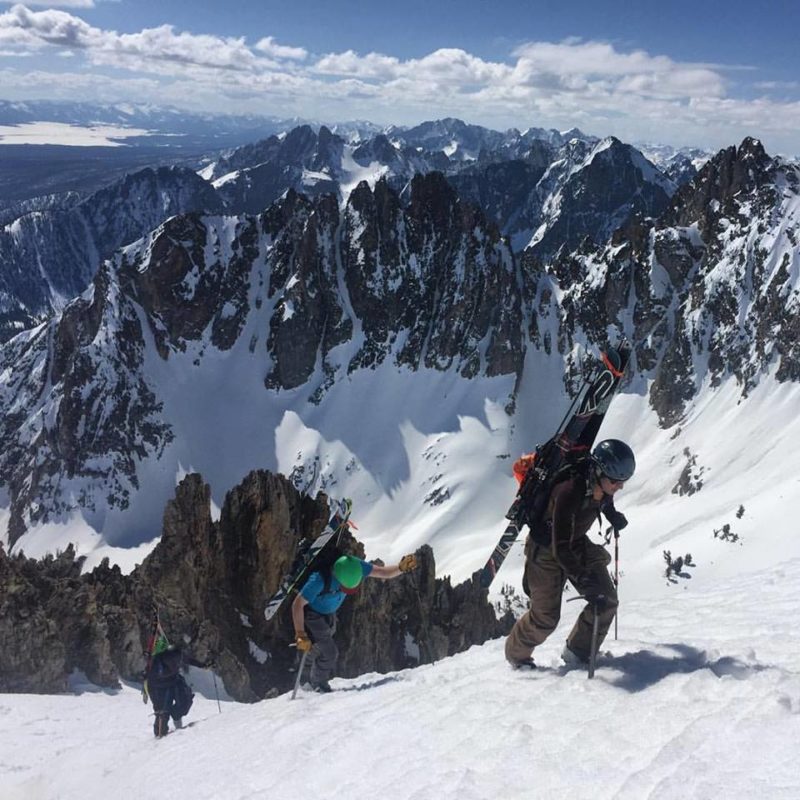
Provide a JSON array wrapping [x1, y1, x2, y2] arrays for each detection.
[[603, 475, 625, 487]]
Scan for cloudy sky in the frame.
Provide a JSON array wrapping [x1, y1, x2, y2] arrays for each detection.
[[1, 0, 799, 153]]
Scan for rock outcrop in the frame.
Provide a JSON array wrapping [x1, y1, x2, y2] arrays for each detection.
[[0, 470, 513, 699]]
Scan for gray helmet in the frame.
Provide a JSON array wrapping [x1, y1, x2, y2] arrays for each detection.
[[592, 439, 636, 482]]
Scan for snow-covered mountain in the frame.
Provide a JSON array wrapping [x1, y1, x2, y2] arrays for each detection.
[[388, 117, 596, 160], [0, 166, 222, 339], [637, 142, 714, 186], [1, 136, 798, 594], [0, 121, 671, 342], [451, 135, 675, 253], [188, 125, 676, 256], [2, 107, 798, 797], [202, 124, 450, 213], [0, 100, 304, 211], [0, 172, 521, 556], [547, 137, 800, 423]]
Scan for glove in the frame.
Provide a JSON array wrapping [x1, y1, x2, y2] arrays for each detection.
[[399, 554, 418, 573], [577, 577, 608, 610], [294, 632, 312, 653], [604, 508, 628, 531]]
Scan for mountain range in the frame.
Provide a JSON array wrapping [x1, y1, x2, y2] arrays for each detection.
[[1, 93, 799, 721], [0, 129, 796, 591], [0, 118, 684, 341]]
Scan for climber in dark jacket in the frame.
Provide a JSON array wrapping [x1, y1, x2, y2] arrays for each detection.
[[146, 645, 194, 738]]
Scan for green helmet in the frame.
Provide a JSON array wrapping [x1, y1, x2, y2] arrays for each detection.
[[333, 555, 363, 589]]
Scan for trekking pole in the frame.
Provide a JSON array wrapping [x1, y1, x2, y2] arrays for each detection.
[[291, 650, 309, 700], [211, 670, 222, 713], [613, 528, 620, 641]]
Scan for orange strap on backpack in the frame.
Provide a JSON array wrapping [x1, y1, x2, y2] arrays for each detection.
[[512, 453, 537, 485]]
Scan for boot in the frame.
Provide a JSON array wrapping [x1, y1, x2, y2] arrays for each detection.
[[154, 713, 169, 738], [561, 645, 588, 666]]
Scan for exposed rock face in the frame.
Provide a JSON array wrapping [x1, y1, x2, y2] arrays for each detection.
[[0, 121, 670, 345], [0, 174, 526, 545], [343, 173, 523, 378], [0, 258, 173, 544], [447, 136, 674, 254], [543, 138, 800, 425], [526, 137, 674, 256], [0, 471, 512, 699], [0, 166, 223, 341]]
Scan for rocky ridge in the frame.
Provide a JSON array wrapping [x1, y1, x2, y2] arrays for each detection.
[[545, 137, 800, 424], [0, 470, 511, 700], [0, 121, 671, 343], [0, 166, 222, 340]]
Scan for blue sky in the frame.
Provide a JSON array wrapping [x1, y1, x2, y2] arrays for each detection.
[[1, 0, 799, 153]]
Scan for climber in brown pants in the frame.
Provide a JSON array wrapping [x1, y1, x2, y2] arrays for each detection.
[[505, 439, 635, 668]]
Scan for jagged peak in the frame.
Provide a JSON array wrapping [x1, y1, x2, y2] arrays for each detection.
[[662, 136, 777, 228], [407, 170, 460, 211], [736, 136, 772, 171]]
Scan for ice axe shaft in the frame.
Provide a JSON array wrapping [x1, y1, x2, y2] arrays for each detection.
[[291, 650, 309, 700], [567, 594, 601, 680], [588, 606, 600, 679]]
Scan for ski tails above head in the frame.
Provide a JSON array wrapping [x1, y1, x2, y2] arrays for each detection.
[[478, 342, 631, 590], [263, 497, 354, 621]]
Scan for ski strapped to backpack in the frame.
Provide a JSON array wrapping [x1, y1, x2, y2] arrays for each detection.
[[264, 497, 355, 621], [478, 343, 631, 589]]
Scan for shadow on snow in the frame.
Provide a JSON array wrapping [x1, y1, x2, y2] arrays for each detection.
[[600, 643, 776, 692]]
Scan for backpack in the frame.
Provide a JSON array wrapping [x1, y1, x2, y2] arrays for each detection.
[[173, 674, 194, 717], [508, 436, 593, 535]]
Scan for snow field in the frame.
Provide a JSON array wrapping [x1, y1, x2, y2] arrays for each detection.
[[3, 557, 799, 800]]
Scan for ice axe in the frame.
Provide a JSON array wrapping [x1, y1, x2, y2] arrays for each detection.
[[291, 649, 309, 700], [588, 605, 600, 679], [566, 594, 604, 680]]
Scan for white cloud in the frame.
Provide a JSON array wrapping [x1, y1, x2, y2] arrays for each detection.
[[0, 6, 267, 71], [315, 49, 400, 80], [0, 6, 798, 153], [254, 36, 306, 61], [0, 5, 99, 49], [754, 80, 800, 91]]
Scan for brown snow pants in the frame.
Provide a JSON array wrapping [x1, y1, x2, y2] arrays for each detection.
[[505, 538, 618, 664]]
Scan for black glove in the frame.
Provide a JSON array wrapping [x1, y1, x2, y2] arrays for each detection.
[[601, 498, 628, 531], [577, 576, 608, 610]]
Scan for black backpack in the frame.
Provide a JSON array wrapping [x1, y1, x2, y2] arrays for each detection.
[[510, 437, 594, 535]]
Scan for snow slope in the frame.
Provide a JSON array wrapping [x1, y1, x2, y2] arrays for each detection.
[[9, 332, 800, 608], [3, 556, 799, 800]]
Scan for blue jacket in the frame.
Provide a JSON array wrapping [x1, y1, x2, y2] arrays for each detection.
[[300, 559, 373, 613]]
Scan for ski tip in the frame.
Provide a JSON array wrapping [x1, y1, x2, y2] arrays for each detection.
[[601, 349, 624, 376]]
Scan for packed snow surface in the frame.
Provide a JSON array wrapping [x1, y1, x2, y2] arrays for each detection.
[[3, 557, 799, 800]]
